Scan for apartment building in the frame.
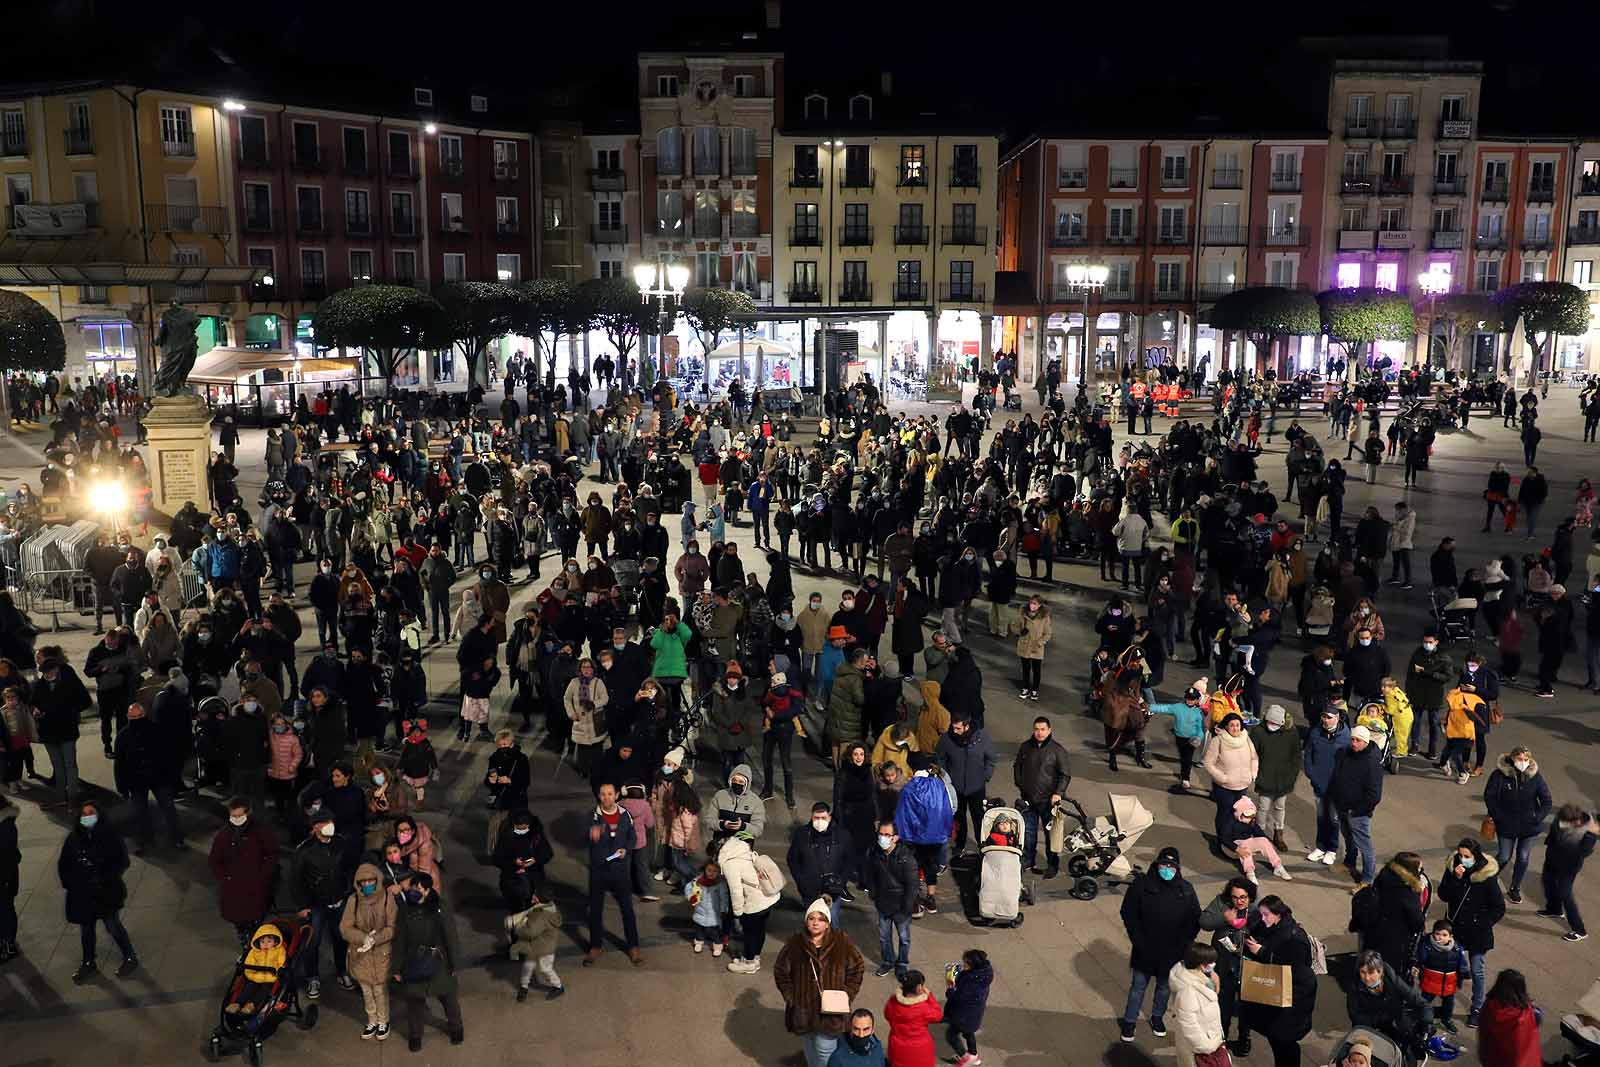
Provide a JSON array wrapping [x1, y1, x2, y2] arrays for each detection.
[[0, 83, 257, 380], [536, 118, 583, 284], [1559, 144, 1600, 372], [582, 130, 643, 281]]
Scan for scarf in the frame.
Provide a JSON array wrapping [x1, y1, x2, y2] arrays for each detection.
[[578, 675, 594, 703]]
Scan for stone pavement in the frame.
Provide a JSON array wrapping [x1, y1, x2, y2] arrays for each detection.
[[1, 388, 1598, 1066]]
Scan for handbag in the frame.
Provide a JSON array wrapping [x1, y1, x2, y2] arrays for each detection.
[[1488, 701, 1504, 725], [1195, 1048, 1233, 1067], [1480, 815, 1497, 839], [810, 957, 850, 1016], [1239, 959, 1293, 1007]]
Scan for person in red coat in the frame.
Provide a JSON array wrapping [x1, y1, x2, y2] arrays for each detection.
[[207, 796, 280, 947], [883, 969, 944, 1067], [1477, 969, 1542, 1067]]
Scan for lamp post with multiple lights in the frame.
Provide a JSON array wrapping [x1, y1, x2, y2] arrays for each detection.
[[1063, 263, 1109, 392], [634, 260, 690, 383], [1415, 266, 1451, 369]]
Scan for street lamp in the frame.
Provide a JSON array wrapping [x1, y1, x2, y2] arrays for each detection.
[[1064, 263, 1110, 392], [1416, 267, 1451, 369], [635, 261, 690, 386]]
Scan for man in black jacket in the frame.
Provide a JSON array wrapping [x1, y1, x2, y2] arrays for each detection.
[[307, 559, 341, 651], [109, 549, 152, 628], [220, 701, 270, 812], [1342, 625, 1391, 708], [1118, 845, 1201, 1041], [289, 816, 350, 998], [583, 782, 641, 966], [863, 817, 919, 979], [83, 629, 140, 759], [787, 802, 854, 926], [113, 702, 183, 852], [84, 536, 124, 634], [30, 656, 92, 802], [457, 614, 500, 742], [1013, 716, 1071, 876], [1346, 952, 1432, 1058], [1330, 725, 1384, 885], [936, 713, 998, 854]]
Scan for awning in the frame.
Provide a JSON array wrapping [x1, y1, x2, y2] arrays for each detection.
[[710, 337, 797, 359], [0, 262, 264, 287], [186, 345, 358, 385]]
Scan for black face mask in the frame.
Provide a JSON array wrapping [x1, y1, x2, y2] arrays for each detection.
[[846, 1035, 872, 1054]]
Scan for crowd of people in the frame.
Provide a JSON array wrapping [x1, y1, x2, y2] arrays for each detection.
[[0, 362, 1594, 1067]]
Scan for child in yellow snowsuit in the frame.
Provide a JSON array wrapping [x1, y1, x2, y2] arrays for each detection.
[[226, 923, 287, 1014], [1380, 677, 1414, 758]]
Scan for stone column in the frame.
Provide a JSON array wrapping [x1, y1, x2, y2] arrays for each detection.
[[143, 393, 215, 515]]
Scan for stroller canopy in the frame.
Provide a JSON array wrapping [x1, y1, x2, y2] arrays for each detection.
[[980, 805, 1024, 855], [1105, 794, 1154, 876], [1330, 1027, 1404, 1067]]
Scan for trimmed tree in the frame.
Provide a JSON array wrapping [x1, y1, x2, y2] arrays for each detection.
[[1494, 281, 1590, 386], [1421, 292, 1500, 371], [436, 280, 527, 389], [1316, 287, 1415, 379], [518, 277, 576, 373], [0, 291, 66, 434], [680, 287, 756, 386], [577, 277, 657, 380], [1205, 286, 1320, 376], [312, 284, 449, 386]]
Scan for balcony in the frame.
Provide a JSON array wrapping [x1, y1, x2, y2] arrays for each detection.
[[292, 147, 324, 171], [1261, 225, 1305, 247], [1153, 280, 1191, 301], [590, 223, 626, 244], [840, 168, 874, 190], [63, 127, 94, 155], [1481, 179, 1509, 202], [589, 168, 625, 191], [788, 225, 821, 247], [1102, 287, 1138, 304], [690, 217, 723, 239], [787, 168, 822, 189], [342, 156, 370, 178], [1160, 169, 1189, 190], [242, 208, 280, 233], [248, 279, 277, 301], [300, 280, 328, 301], [786, 284, 822, 304], [1057, 168, 1087, 190], [1211, 167, 1243, 189], [837, 281, 873, 303], [1520, 232, 1554, 251], [391, 214, 417, 238], [896, 167, 928, 189], [496, 218, 522, 237], [145, 203, 228, 234], [1344, 119, 1375, 138], [162, 136, 195, 158], [1108, 167, 1139, 190], [1437, 118, 1474, 140], [493, 161, 520, 182], [1200, 225, 1248, 246], [1341, 174, 1376, 195], [941, 224, 988, 247], [730, 157, 757, 177], [1378, 174, 1413, 195], [440, 217, 469, 235], [1474, 231, 1506, 250], [1048, 228, 1088, 248], [1098, 225, 1143, 246], [4, 202, 101, 231], [1382, 118, 1417, 139], [440, 157, 465, 179], [839, 226, 874, 248], [1338, 229, 1374, 250], [1433, 176, 1467, 196], [388, 155, 415, 179], [893, 282, 928, 303], [1431, 229, 1465, 250], [949, 168, 980, 190], [1153, 225, 1191, 246], [1528, 183, 1556, 204], [1196, 284, 1241, 301], [296, 211, 326, 236], [893, 223, 930, 247], [1376, 229, 1414, 250], [731, 215, 760, 237], [1268, 173, 1301, 193], [939, 282, 986, 304], [1568, 225, 1600, 245], [345, 214, 374, 237]]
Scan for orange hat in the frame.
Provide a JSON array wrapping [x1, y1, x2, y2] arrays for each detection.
[[827, 625, 851, 641], [724, 659, 743, 677]]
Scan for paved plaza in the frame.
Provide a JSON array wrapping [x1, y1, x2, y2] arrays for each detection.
[[1, 383, 1598, 1066]]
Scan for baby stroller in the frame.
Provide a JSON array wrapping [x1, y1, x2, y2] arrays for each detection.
[[610, 557, 641, 609], [973, 800, 1031, 926], [206, 915, 319, 1064], [1303, 584, 1336, 639], [1558, 978, 1600, 1066], [1053, 793, 1154, 901], [1328, 1027, 1407, 1067], [1430, 587, 1477, 644], [1355, 702, 1399, 774]]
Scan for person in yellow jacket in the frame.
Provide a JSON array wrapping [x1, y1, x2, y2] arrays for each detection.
[[1379, 677, 1414, 758], [871, 721, 919, 779], [226, 923, 287, 1014], [1436, 685, 1488, 783]]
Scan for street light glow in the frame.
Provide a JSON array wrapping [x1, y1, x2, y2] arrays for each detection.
[[90, 481, 127, 514], [424, 122, 438, 135], [222, 99, 245, 112], [633, 263, 657, 290], [666, 263, 691, 292]]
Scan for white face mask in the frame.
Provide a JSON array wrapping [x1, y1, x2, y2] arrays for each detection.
[[1514, 759, 1531, 773], [229, 814, 248, 827], [812, 818, 830, 832]]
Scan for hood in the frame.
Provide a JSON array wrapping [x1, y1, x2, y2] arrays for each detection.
[[1483, 560, 1506, 582], [354, 861, 383, 888], [717, 835, 753, 863], [1382, 860, 1423, 893], [251, 922, 285, 948], [1496, 753, 1539, 777], [728, 762, 754, 788], [893, 989, 930, 1006], [1467, 855, 1501, 883]]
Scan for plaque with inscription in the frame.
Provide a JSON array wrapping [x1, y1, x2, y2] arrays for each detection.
[[159, 450, 201, 503]]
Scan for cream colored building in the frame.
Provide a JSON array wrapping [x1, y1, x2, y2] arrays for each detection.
[[1559, 142, 1600, 372], [773, 95, 998, 395]]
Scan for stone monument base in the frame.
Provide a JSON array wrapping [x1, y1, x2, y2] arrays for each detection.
[[143, 393, 213, 514]]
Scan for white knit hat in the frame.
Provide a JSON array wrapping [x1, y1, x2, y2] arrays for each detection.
[[664, 746, 687, 768], [805, 897, 832, 922]]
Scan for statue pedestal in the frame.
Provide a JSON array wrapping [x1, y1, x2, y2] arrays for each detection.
[[143, 393, 213, 514]]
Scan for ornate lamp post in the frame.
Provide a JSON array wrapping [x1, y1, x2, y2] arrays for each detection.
[[1064, 263, 1109, 393], [634, 260, 690, 383], [1416, 266, 1451, 369]]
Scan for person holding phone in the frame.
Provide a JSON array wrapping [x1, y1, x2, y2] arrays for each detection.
[[583, 782, 641, 967]]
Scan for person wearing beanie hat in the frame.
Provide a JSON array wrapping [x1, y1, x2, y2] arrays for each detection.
[[706, 660, 760, 787], [1118, 845, 1200, 1041], [1249, 705, 1301, 852], [1340, 1039, 1374, 1067], [1222, 795, 1292, 886], [1328, 723, 1384, 885]]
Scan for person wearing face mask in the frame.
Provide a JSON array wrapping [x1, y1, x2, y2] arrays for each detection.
[[59, 799, 139, 983], [338, 862, 398, 1041], [1341, 626, 1390, 710], [207, 797, 280, 947], [1434, 838, 1504, 1028], [1197, 877, 1256, 1052], [1346, 950, 1432, 1062], [1249, 705, 1301, 853], [388, 872, 464, 1051], [308, 557, 342, 652], [1403, 626, 1454, 762], [475, 563, 511, 645], [112, 701, 183, 853], [290, 815, 353, 1000], [939, 547, 981, 641], [1482, 745, 1552, 905], [773, 897, 869, 1067], [797, 594, 831, 695], [863, 819, 920, 981], [705, 661, 759, 785], [1237, 895, 1318, 1067], [1118, 846, 1200, 1043], [219, 692, 271, 813], [1169, 940, 1227, 1067]]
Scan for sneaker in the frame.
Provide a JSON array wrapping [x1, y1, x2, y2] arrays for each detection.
[[1273, 866, 1293, 881], [712, 942, 724, 957], [1306, 849, 1326, 862], [875, 963, 897, 977], [516, 987, 529, 1002], [1321, 852, 1336, 866], [337, 974, 356, 991], [376, 1023, 389, 1040], [1245, 871, 1259, 886], [1536, 909, 1564, 918], [72, 961, 98, 984], [1018, 689, 1030, 700], [116, 956, 139, 978], [362, 1024, 379, 1040], [1536, 689, 1554, 699], [653, 870, 667, 882], [1508, 890, 1523, 904], [1119, 1019, 1137, 1042], [838, 888, 856, 902], [1466, 1010, 1479, 1028], [728, 957, 761, 974], [638, 894, 661, 903], [1150, 1015, 1168, 1038], [306, 978, 322, 999], [1029, 691, 1041, 702], [1566, 931, 1590, 942], [1456, 772, 1471, 785], [408, 1037, 423, 1052], [546, 986, 566, 1000], [693, 940, 705, 954]]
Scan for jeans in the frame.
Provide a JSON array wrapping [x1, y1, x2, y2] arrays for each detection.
[[429, 592, 451, 638], [752, 510, 770, 547], [1495, 834, 1537, 893], [1466, 949, 1489, 1013], [44, 740, 79, 799], [315, 608, 338, 651], [1212, 785, 1247, 850], [79, 911, 136, 963], [1021, 801, 1057, 871], [802, 1033, 839, 1067], [126, 786, 183, 846], [1122, 967, 1171, 1025], [953, 789, 987, 853], [1410, 705, 1442, 756], [1257, 793, 1289, 840], [1339, 811, 1376, 883], [877, 912, 912, 974], [1543, 870, 1586, 935], [588, 868, 640, 951], [1523, 502, 1542, 539], [1390, 548, 1412, 584], [301, 899, 350, 980]]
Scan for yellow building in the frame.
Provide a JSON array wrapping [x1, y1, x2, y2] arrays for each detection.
[[773, 87, 998, 400], [0, 82, 257, 383]]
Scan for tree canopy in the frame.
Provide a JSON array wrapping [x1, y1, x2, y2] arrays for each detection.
[[518, 277, 581, 363], [436, 280, 526, 386], [1421, 292, 1500, 369], [577, 277, 657, 365], [1206, 286, 1321, 338], [312, 284, 449, 382], [1495, 281, 1589, 377], [1317, 287, 1415, 343], [680, 287, 756, 359], [0, 290, 66, 373]]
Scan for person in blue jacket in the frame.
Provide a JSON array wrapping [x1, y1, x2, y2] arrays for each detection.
[[893, 753, 954, 914], [944, 948, 994, 1064], [209, 531, 242, 593], [1301, 707, 1350, 867], [1148, 683, 1208, 793], [827, 1008, 887, 1066]]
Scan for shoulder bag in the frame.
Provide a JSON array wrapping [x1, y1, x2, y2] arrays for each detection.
[[810, 957, 850, 1016]]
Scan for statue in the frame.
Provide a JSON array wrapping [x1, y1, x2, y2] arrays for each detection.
[[153, 300, 201, 397]]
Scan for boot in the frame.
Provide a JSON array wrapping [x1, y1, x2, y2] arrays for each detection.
[[1107, 750, 1119, 772], [1272, 832, 1288, 851], [1134, 741, 1153, 769]]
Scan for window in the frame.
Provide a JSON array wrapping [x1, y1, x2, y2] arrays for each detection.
[[496, 196, 519, 233], [388, 130, 412, 175], [949, 260, 974, 297], [1527, 210, 1551, 240], [1484, 159, 1508, 191], [236, 114, 267, 164], [493, 140, 519, 177], [345, 188, 370, 231], [438, 134, 464, 175], [843, 144, 870, 184], [1267, 256, 1297, 286], [441, 192, 464, 231], [82, 322, 138, 360], [1156, 261, 1183, 294], [292, 121, 319, 165], [496, 253, 521, 282], [792, 261, 818, 293], [247, 246, 275, 282], [1475, 258, 1499, 291], [1380, 206, 1406, 231], [793, 144, 818, 181], [729, 128, 755, 176], [1480, 211, 1504, 238], [793, 202, 818, 240], [414, 87, 433, 106], [1212, 149, 1240, 186], [1336, 261, 1362, 288], [1107, 205, 1135, 239], [1267, 201, 1297, 236], [899, 145, 925, 186], [343, 128, 367, 171], [804, 93, 827, 119], [1347, 94, 1372, 131], [693, 190, 719, 236], [243, 182, 272, 227], [1374, 263, 1398, 291], [657, 75, 680, 98], [840, 260, 868, 298], [443, 253, 466, 282], [471, 95, 488, 113], [733, 250, 757, 293], [1584, 159, 1600, 193], [1341, 206, 1365, 230], [1108, 144, 1137, 188], [541, 195, 562, 230], [657, 190, 682, 235], [1270, 150, 1298, 186], [159, 104, 193, 154], [1158, 205, 1186, 240], [1435, 151, 1458, 181], [1057, 144, 1086, 188], [349, 250, 373, 283], [300, 248, 326, 285], [596, 148, 621, 173], [1055, 205, 1085, 238], [393, 249, 417, 283], [1432, 206, 1458, 231], [695, 250, 719, 287], [1521, 259, 1545, 282], [656, 127, 684, 174], [849, 93, 872, 120], [296, 186, 323, 229], [951, 203, 976, 239], [1382, 152, 1406, 179], [952, 144, 979, 185], [1343, 151, 1368, 177], [1441, 95, 1465, 121], [691, 127, 721, 176], [390, 191, 415, 233], [896, 260, 922, 297], [66, 100, 91, 148], [731, 189, 756, 235], [1107, 262, 1133, 294], [597, 200, 621, 228], [733, 75, 755, 98], [844, 202, 869, 240], [1530, 160, 1555, 193], [1572, 261, 1593, 286], [1161, 150, 1188, 186], [1385, 94, 1412, 131], [599, 259, 623, 279]]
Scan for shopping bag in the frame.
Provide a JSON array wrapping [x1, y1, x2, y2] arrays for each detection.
[[1240, 960, 1293, 1007]]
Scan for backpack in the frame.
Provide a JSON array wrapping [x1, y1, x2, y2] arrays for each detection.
[[1349, 882, 1381, 934], [749, 850, 786, 897], [1307, 931, 1329, 975]]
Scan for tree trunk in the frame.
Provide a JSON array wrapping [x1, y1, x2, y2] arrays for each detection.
[[0, 373, 10, 437]]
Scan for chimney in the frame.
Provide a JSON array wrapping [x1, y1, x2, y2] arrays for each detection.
[[880, 71, 892, 97], [765, 0, 781, 29]]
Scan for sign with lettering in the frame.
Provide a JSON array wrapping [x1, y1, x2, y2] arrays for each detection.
[[158, 449, 200, 504]]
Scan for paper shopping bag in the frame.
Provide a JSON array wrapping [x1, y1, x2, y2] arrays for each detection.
[[1240, 960, 1293, 1007]]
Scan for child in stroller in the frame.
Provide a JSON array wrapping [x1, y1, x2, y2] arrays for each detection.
[[209, 915, 320, 1062], [226, 924, 287, 1015], [973, 801, 1029, 927]]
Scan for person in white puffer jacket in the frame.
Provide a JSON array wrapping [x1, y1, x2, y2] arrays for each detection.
[[715, 833, 781, 976], [1169, 941, 1227, 1067]]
